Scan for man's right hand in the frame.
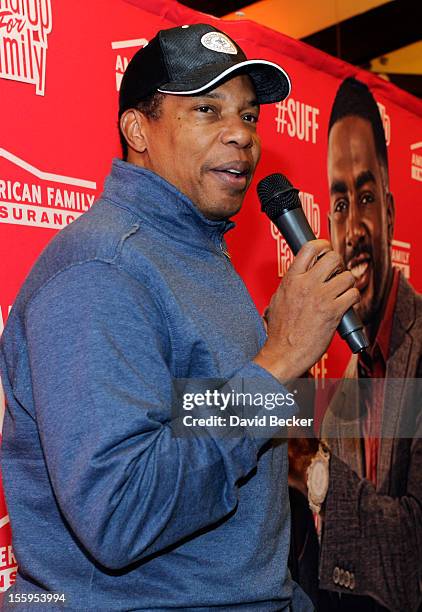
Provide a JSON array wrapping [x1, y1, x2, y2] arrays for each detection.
[[254, 239, 359, 382]]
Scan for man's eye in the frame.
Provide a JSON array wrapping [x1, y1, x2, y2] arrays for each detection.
[[360, 192, 375, 205], [242, 113, 258, 124], [334, 199, 348, 213], [196, 105, 214, 114]]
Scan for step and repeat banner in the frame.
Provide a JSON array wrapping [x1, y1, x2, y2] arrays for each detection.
[[1, 0, 421, 592]]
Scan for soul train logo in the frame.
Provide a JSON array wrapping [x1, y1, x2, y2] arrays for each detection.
[[376, 102, 390, 146], [0, 0, 52, 96], [271, 191, 321, 278]]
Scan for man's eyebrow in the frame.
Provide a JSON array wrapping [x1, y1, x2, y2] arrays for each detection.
[[330, 180, 347, 195], [194, 92, 259, 107], [330, 170, 377, 196], [198, 91, 223, 100], [356, 170, 376, 190]]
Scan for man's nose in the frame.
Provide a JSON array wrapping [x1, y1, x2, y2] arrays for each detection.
[[346, 197, 365, 247], [220, 116, 254, 149]]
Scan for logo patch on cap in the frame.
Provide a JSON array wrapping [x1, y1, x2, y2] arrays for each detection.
[[201, 32, 238, 55]]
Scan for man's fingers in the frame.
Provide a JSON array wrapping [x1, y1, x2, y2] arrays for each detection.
[[310, 250, 345, 282], [288, 240, 332, 275], [326, 270, 356, 299], [335, 287, 361, 315]]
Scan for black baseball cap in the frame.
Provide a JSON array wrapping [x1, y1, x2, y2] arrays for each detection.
[[119, 23, 291, 114]]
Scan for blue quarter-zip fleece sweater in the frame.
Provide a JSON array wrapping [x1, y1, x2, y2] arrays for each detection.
[[0, 160, 306, 611]]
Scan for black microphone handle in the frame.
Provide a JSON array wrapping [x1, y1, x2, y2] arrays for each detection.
[[274, 208, 369, 354]]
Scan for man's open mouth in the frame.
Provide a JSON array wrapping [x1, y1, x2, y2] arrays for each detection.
[[349, 261, 369, 279], [210, 161, 251, 188], [347, 253, 371, 291]]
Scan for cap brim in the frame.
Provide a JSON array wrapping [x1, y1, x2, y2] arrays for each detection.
[[157, 59, 291, 104]]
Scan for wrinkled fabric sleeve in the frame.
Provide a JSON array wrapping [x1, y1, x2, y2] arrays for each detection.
[[319, 439, 422, 612], [25, 260, 283, 570]]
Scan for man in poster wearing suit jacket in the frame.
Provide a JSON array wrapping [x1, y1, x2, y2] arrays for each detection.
[[289, 77, 422, 612]]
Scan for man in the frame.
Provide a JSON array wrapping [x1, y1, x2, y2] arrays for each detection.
[[290, 78, 422, 612], [0, 24, 358, 610]]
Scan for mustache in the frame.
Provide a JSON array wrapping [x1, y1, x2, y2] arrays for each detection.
[[345, 242, 373, 266]]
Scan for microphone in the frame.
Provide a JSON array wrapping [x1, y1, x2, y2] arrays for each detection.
[[257, 173, 369, 354]]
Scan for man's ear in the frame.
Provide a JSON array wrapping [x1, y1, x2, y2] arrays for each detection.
[[386, 191, 395, 245], [120, 109, 148, 155], [327, 211, 331, 238]]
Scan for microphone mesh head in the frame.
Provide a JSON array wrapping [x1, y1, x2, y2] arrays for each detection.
[[257, 173, 301, 221]]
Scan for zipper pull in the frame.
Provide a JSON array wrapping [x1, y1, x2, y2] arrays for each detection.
[[220, 237, 231, 260]]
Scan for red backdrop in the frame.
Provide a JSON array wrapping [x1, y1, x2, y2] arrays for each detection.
[[1, 0, 422, 590]]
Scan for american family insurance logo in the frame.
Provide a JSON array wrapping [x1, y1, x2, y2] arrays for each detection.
[[112, 37, 148, 91], [271, 190, 321, 278], [0, 0, 52, 96], [0, 413, 16, 593], [0, 484, 16, 592], [410, 142, 422, 182], [0, 148, 97, 229], [0, 523, 17, 592], [392, 239, 411, 279], [0, 326, 16, 593]]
